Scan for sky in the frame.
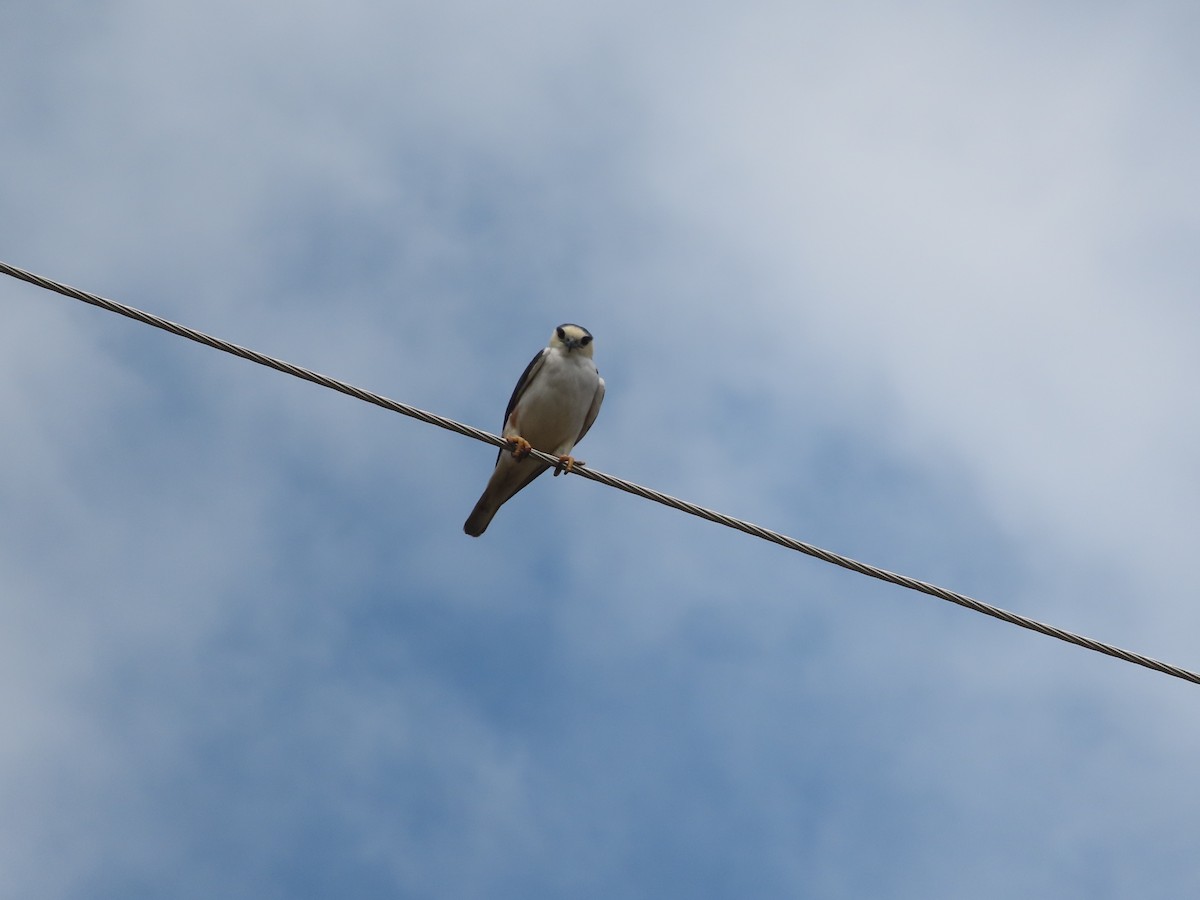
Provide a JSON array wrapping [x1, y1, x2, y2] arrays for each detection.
[[2, 2, 1199, 897]]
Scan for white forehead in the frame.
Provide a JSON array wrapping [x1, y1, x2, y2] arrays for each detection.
[[556, 324, 591, 342]]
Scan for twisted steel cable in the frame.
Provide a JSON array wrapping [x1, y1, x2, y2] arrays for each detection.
[[3, 259, 1197, 686]]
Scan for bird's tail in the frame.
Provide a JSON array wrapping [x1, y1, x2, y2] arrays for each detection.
[[463, 495, 499, 537]]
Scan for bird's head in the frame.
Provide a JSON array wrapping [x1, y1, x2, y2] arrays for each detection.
[[550, 323, 595, 356]]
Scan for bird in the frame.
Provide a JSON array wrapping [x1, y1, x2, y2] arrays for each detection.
[[464, 324, 606, 536]]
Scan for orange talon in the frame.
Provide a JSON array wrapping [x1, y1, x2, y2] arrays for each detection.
[[507, 436, 533, 460], [553, 455, 582, 476]]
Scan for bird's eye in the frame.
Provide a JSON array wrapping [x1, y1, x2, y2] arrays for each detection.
[[580, 334, 593, 346], [556, 327, 566, 340]]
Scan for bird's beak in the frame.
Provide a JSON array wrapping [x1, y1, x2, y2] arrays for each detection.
[[563, 337, 582, 350]]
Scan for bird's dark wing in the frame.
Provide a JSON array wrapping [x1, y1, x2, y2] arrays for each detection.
[[576, 375, 605, 445], [495, 348, 547, 462]]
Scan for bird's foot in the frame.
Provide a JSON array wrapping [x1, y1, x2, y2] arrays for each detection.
[[553, 455, 582, 476], [506, 435, 533, 460]]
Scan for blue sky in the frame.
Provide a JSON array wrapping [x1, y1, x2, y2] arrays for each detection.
[[2, 2, 1199, 897]]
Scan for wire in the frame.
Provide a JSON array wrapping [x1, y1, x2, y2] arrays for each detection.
[[3, 258, 1198, 686]]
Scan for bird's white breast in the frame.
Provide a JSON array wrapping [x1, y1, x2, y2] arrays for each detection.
[[514, 350, 599, 453]]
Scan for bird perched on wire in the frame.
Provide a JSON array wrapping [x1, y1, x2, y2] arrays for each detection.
[[464, 324, 606, 536]]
